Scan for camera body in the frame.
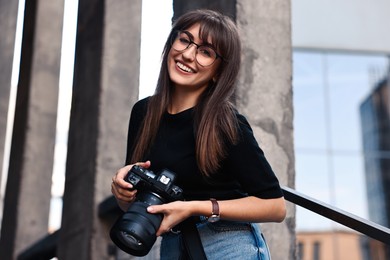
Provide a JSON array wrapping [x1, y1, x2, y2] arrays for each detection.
[[110, 165, 183, 256], [126, 165, 183, 202]]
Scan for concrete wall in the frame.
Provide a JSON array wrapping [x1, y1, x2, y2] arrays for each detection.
[[236, 1, 295, 259], [97, 0, 144, 258]]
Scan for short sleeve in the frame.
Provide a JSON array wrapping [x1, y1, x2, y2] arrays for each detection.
[[223, 114, 283, 199], [125, 97, 149, 165]]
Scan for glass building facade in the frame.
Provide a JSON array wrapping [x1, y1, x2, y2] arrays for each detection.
[[293, 51, 390, 259], [293, 51, 389, 231]]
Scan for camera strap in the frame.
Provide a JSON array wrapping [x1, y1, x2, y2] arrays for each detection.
[[181, 217, 207, 260]]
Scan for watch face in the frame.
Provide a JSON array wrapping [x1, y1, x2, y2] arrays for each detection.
[[207, 215, 220, 223]]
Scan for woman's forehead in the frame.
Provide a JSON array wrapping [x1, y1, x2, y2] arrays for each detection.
[[183, 23, 217, 45]]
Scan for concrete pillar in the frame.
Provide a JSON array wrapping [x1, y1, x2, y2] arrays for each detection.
[[236, 0, 295, 259], [173, 0, 296, 259], [0, 0, 64, 259], [57, 0, 142, 259], [0, 0, 19, 199], [99, 1, 144, 258]]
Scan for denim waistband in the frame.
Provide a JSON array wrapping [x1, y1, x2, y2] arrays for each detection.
[[170, 216, 256, 235]]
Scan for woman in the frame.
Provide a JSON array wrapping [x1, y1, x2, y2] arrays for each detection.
[[111, 9, 286, 259]]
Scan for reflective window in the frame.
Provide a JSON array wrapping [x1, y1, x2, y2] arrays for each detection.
[[293, 51, 389, 230]]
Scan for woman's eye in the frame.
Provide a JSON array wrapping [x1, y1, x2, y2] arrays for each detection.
[[199, 47, 212, 57], [179, 37, 190, 45]]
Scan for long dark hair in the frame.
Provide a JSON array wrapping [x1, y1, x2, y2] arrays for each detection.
[[131, 9, 242, 176]]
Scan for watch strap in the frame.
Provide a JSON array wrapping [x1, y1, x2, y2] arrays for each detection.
[[210, 198, 219, 216]]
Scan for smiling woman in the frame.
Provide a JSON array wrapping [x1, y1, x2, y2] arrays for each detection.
[[111, 9, 286, 259]]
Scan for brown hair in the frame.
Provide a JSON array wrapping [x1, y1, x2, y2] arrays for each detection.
[[131, 9, 241, 176]]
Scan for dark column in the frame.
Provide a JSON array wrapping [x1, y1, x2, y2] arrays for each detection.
[[0, 0, 64, 259], [0, 0, 19, 197], [173, 0, 236, 20], [57, 0, 142, 259]]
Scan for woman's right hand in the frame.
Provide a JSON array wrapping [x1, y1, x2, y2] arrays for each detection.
[[111, 161, 151, 211]]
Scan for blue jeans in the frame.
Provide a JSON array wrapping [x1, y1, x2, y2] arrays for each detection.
[[160, 219, 271, 260]]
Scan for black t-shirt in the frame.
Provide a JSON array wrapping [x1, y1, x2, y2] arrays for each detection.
[[125, 97, 283, 201]]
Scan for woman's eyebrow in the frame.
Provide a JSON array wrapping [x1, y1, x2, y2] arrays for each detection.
[[182, 30, 194, 40]]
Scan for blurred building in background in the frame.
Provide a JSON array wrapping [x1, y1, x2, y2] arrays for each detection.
[[0, 0, 294, 259], [360, 77, 390, 257], [292, 0, 390, 259], [297, 230, 387, 260]]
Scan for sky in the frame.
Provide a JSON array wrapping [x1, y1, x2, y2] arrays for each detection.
[[139, 0, 173, 98]]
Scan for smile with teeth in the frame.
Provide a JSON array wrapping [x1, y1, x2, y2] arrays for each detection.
[[177, 62, 194, 73]]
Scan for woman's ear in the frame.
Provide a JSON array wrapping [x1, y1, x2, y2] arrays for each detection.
[[213, 69, 222, 83], [212, 75, 219, 83]]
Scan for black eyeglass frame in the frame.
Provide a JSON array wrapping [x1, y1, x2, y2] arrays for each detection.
[[170, 30, 224, 67]]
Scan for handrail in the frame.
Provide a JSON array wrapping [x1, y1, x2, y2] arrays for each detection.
[[282, 186, 390, 244]]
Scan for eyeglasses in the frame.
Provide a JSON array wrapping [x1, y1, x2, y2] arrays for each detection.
[[171, 31, 222, 67]]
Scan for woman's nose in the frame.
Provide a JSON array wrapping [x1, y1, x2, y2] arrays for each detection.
[[182, 44, 197, 61]]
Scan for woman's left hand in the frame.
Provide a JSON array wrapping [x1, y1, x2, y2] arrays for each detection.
[[147, 196, 286, 236], [147, 201, 192, 236]]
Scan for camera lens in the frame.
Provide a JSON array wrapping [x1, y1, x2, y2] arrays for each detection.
[[119, 231, 142, 246], [110, 192, 165, 256]]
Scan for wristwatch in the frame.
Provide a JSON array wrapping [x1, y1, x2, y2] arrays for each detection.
[[207, 198, 220, 222]]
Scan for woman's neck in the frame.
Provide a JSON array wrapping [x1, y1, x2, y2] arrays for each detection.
[[168, 96, 197, 114], [168, 87, 204, 114]]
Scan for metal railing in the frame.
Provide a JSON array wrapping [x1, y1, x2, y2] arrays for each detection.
[[17, 187, 390, 259], [282, 186, 390, 244]]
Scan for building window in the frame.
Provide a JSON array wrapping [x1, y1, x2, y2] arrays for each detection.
[[298, 242, 304, 260], [313, 241, 321, 260]]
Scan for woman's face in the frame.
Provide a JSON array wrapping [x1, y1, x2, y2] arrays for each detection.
[[167, 23, 221, 94]]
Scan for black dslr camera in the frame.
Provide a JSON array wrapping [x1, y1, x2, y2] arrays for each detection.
[[110, 165, 183, 256]]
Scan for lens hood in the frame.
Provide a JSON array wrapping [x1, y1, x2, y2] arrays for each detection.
[[110, 200, 163, 256]]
